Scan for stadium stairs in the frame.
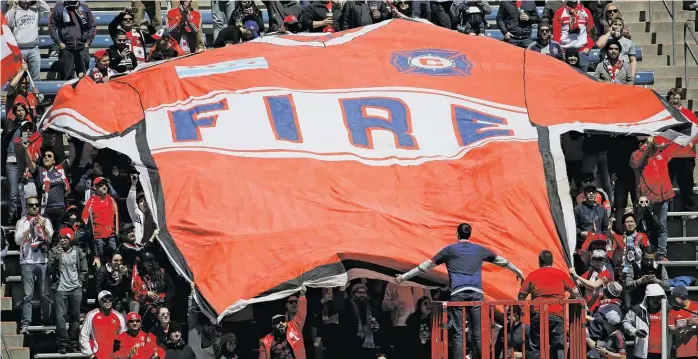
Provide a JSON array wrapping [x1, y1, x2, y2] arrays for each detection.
[[620, 1, 698, 110]]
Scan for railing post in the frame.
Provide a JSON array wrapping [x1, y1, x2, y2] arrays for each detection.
[[687, 23, 690, 91], [661, 298, 668, 359], [672, 0, 676, 66]]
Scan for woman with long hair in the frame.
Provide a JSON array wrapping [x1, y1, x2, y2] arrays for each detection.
[[404, 296, 432, 359]]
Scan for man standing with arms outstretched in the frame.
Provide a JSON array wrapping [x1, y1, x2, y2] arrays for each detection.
[[395, 223, 525, 359]]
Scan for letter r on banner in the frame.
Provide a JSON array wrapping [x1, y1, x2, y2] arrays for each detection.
[[169, 99, 229, 142], [340, 97, 418, 150]]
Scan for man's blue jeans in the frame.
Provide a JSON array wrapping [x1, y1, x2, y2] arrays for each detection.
[[449, 291, 484, 359], [55, 288, 83, 350], [94, 237, 117, 261], [20, 47, 41, 83], [212, 0, 236, 41], [652, 201, 669, 257], [6, 162, 20, 221], [21, 263, 49, 327]]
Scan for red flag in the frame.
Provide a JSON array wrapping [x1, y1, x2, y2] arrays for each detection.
[[1, 13, 23, 86]]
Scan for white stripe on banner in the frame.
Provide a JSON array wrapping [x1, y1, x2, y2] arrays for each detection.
[[174, 57, 269, 79]]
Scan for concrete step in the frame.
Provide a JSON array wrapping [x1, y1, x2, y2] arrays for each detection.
[[652, 77, 698, 89], [34, 354, 89, 359], [624, 9, 695, 23], [1, 296, 12, 311], [630, 31, 687, 46], [651, 65, 698, 78], [614, 1, 649, 12], [629, 21, 684, 34], [637, 43, 698, 58], [4, 347, 30, 359], [1, 321, 17, 334], [1, 334, 24, 348]]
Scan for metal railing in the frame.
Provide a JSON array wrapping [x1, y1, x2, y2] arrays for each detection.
[[649, 0, 677, 65], [430, 299, 587, 359], [685, 22, 698, 90]]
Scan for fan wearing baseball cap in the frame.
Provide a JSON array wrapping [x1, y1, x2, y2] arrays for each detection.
[[259, 288, 308, 359], [668, 285, 698, 359], [113, 312, 164, 359], [148, 27, 185, 61], [48, 227, 88, 353], [82, 176, 120, 265], [80, 290, 126, 359], [86, 50, 117, 83]]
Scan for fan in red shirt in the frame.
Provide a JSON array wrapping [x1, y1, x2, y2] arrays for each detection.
[[80, 290, 126, 359], [669, 286, 698, 359], [571, 250, 614, 312], [113, 312, 164, 359], [82, 177, 119, 265], [518, 250, 583, 359]]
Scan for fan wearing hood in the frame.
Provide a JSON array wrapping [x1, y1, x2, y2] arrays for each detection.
[[219, 333, 239, 359], [164, 321, 196, 359], [622, 283, 666, 359]]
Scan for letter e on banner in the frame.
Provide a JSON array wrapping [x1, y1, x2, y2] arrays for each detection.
[[451, 105, 513, 147], [168, 99, 229, 142], [340, 97, 419, 150]]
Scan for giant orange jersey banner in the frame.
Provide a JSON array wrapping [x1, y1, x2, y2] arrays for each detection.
[[46, 20, 692, 321]]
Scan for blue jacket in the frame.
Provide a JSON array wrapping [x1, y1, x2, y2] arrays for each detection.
[[48, 2, 96, 50]]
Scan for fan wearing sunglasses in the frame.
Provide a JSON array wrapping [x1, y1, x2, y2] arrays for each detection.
[[259, 287, 308, 359], [14, 195, 53, 334], [113, 312, 164, 359]]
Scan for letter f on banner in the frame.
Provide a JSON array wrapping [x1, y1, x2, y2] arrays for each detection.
[[169, 99, 228, 142]]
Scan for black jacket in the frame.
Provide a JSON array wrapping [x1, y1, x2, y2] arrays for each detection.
[[496, 0, 539, 38], [263, 0, 303, 33], [341, 1, 390, 30], [95, 263, 131, 299], [106, 46, 138, 73], [164, 340, 196, 359], [213, 25, 241, 48], [48, 2, 96, 50], [300, 1, 343, 33]]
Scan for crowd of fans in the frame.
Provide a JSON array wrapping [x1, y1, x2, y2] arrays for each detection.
[[2, 1, 698, 359]]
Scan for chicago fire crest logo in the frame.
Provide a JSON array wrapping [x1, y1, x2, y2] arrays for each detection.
[[391, 49, 473, 77]]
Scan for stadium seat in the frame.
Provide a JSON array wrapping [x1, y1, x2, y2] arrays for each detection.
[[38, 9, 269, 29], [39, 34, 114, 48], [485, 29, 538, 41], [35, 80, 67, 95], [584, 71, 654, 85], [588, 48, 644, 63], [635, 71, 654, 85], [40, 58, 95, 71]]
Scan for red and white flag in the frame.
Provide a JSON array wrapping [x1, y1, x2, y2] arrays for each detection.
[[1, 13, 23, 86]]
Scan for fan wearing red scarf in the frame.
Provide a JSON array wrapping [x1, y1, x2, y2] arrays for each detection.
[[594, 38, 633, 85], [553, 1, 594, 68], [14, 196, 54, 334]]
